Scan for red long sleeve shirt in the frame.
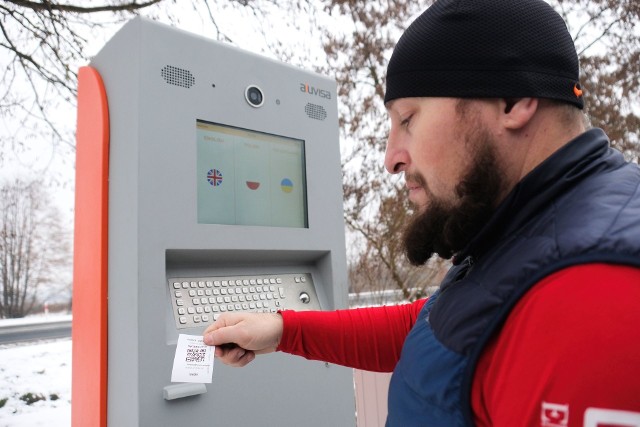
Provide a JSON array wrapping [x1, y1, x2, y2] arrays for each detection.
[[278, 263, 640, 426]]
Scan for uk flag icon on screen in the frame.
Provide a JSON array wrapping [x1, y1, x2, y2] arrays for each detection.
[[207, 169, 223, 187]]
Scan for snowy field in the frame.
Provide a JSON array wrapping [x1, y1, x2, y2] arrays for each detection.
[[0, 317, 71, 427]]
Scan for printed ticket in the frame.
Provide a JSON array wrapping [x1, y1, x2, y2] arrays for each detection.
[[171, 334, 214, 383]]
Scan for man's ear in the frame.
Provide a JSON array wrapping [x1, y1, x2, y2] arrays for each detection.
[[501, 98, 538, 130]]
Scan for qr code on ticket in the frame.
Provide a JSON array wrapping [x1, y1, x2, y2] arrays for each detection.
[[186, 347, 206, 363]]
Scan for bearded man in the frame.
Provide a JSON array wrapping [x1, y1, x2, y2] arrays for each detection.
[[204, 0, 640, 425]]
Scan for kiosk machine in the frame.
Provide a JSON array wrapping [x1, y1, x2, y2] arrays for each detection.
[[72, 17, 355, 426]]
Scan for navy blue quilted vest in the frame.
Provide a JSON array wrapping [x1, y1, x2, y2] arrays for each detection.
[[386, 129, 640, 426]]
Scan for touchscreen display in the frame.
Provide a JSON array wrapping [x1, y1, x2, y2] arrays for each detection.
[[197, 120, 308, 227]]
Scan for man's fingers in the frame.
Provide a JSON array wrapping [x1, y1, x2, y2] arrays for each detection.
[[203, 313, 242, 334], [202, 312, 281, 366], [204, 326, 234, 346], [203, 313, 246, 346], [215, 345, 256, 367]]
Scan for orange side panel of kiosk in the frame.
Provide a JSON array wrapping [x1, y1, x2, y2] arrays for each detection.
[[72, 66, 109, 427]]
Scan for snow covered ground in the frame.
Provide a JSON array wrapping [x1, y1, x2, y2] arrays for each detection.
[[0, 316, 71, 427]]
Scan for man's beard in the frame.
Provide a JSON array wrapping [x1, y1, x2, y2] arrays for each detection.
[[402, 126, 507, 266]]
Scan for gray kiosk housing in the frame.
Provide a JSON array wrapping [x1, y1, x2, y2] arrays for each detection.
[[91, 18, 354, 426]]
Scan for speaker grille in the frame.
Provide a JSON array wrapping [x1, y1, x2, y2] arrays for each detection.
[[161, 65, 195, 88], [305, 103, 327, 121]]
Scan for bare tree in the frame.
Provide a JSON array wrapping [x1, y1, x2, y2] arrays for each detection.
[[0, 178, 70, 318], [320, 0, 640, 301], [1, 1, 170, 151], [0, 0, 308, 158]]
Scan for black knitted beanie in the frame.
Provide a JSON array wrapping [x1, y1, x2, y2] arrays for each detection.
[[384, 0, 584, 109]]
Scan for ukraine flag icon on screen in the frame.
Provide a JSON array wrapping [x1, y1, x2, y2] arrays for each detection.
[[281, 178, 294, 193]]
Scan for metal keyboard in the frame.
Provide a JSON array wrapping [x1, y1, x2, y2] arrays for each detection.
[[168, 272, 320, 329]]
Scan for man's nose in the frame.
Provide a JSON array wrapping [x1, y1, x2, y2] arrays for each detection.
[[384, 129, 409, 174]]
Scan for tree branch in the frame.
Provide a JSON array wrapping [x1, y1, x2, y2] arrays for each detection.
[[6, 0, 164, 14]]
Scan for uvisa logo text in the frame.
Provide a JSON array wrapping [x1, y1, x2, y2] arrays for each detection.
[[300, 83, 331, 99]]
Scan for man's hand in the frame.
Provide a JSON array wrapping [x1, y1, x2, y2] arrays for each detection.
[[203, 312, 284, 367]]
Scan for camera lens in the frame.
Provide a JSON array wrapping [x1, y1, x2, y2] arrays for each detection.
[[245, 85, 264, 107]]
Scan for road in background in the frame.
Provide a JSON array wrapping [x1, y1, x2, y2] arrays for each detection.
[[0, 316, 72, 345]]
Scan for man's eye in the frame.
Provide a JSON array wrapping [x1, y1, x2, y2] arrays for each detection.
[[400, 115, 413, 128]]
